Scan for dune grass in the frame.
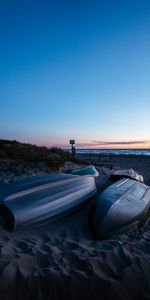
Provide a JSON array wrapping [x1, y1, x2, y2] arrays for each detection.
[[0, 139, 86, 169]]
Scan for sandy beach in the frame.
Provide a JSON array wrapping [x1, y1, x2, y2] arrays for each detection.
[[77, 153, 150, 185], [0, 155, 150, 300]]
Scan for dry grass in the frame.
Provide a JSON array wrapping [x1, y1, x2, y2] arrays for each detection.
[[0, 139, 86, 169]]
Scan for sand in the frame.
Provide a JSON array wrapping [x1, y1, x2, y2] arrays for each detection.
[[77, 153, 150, 185], [0, 157, 150, 300]]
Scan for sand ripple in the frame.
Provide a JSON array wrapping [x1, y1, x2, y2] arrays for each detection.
[[0, 174, 150, 299]]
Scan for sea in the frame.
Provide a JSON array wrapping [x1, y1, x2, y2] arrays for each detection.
[[67, 149, 150, 156]]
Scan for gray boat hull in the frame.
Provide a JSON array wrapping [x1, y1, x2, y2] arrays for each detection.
[[0, 174, 96, 231], [93, 178, 150, 238]]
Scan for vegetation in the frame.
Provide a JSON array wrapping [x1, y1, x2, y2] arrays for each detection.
[[0, 139, 85, 168]]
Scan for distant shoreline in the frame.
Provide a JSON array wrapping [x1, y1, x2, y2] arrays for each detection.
[[66, 148, 150, 156]]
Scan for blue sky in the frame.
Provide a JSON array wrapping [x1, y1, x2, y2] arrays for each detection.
[[0, 0, 150, 148]]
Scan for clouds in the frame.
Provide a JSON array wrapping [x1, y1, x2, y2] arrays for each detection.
[[76, 140, 150, 148], [92, 140, 149, 146]]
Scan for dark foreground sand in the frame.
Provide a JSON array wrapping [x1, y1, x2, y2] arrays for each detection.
[[0, 157, 150, 300]]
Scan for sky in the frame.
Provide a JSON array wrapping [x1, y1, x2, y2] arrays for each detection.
[[0, 0, 150, 149]]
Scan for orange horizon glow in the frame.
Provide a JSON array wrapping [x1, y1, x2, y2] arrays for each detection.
[[6, 137, 150, 150], [31, 139, 150, 150]]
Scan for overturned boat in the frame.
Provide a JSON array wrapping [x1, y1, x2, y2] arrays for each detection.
[[0, 174, 96, 231], [69, 165, 99, 177], [111, 169, 144, 183], [92, 178, 150, 238]]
